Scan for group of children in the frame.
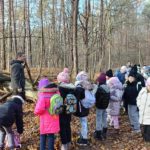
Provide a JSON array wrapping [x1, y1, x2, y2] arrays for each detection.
[[35, 69, 95, 149], [0, 64, 150, 150], [34, 65, 150, 150]]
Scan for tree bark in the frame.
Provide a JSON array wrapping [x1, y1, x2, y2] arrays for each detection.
[[23, 0, 26, 53], [0, 0, 6, 70], [8, 0, 13, 71], [12, 0, 17, 55], [72, 0, 79, 76], [27, 0, 32, 66]]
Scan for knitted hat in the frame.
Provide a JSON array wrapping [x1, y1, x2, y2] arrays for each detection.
[[63, 68, 69, 73], [146, 77, 150, 87], [128, 71, 136, 78], [106, 69, 113, 78], [76, 71, 88, 81], [38, 78, 49, 89], [97, 73, 106, 84], [131, 65, 138, 74], [57, 70, 70, 83]]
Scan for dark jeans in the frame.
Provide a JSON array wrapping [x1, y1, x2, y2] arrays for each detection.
[[143, 125, 150, 142], [59, 114, 71, 144], [0, 126, 14, 149], [40, 134, 54, 150]]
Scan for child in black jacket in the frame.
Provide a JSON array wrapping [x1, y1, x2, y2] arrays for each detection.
[[123, 71, 142, 133], [0, 95, 24, 150], [57, 68, 76, 150], [94, 73, 110, 140]]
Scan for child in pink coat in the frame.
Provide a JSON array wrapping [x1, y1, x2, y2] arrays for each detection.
[[34, 78, 60, 150], [107, 77, 123, 132]]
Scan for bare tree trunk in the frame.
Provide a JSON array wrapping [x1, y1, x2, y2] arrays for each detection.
[[100, 0, 104, 54], [12, 0, 17, 55], [23, 0, 26, 53], [27, 0, 32, 66], [99, 0, 105, 71], [79, 0, 90, 72], [70, 2, 74, 72], [52, 0, 56, 67], [8, 0, 13, 70], [138, 40, 142, 66], [106, 3, 112, 69], [61, 0, 67, 67], [40, 0, 44, 69], [72, 0, 79, 76], [126, 27, 129, 62], [108, 38, 111, 69], [0, 0, 6, 70]]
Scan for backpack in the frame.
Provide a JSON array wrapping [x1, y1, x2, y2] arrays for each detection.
[[49, 94, 64, 115], [81, 90, 95, 108], [95, 86, 110, 109], [65, 93, 77, 114]]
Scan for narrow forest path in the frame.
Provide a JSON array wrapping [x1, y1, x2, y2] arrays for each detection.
[[21, 102, 150, 150]]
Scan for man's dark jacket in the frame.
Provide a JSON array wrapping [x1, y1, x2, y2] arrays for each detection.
[[0, 96, 24, 134], [10, 60, 25, 90]]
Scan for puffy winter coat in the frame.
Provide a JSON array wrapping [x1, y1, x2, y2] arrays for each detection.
[[107, 88, 123, 116], [34, 85, 60, 134], [10, 60, 25, 90], [95, 84, 110, 109], [123, 81, 142, 105], [0, 96, 24, 134], [137, 87, 150, 125]]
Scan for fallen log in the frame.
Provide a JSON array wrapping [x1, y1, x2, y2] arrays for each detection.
[[0, 73, 11, 83], [0, 91, 13, 102], [0, 89, 38, 103], [26, 90, 38, 102]]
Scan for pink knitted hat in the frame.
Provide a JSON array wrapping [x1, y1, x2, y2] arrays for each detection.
[[57, 70, 70, 83], [63, 68, 69, 73]]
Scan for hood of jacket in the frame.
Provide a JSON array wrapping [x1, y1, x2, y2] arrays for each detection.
[[59, 82, 75, 89], [100, 84, 110, 93], [10, 95, 25, 104]]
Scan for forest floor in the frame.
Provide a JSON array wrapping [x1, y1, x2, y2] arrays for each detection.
[[20, 102, 150, 150], [1, 68, 149, 150]]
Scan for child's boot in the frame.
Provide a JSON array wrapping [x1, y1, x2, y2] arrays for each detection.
[[77, 137, 88, 146], [94, 130, 103, 140], [103, 128, 107, 139]]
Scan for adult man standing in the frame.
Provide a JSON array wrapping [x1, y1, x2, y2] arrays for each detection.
[[10, 52, 26, 100]]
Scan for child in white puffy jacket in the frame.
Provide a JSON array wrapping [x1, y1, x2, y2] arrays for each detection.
[[137, 77, 150, 142]]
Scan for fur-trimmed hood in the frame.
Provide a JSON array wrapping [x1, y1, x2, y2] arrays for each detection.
[[11, 95, 25, 104]]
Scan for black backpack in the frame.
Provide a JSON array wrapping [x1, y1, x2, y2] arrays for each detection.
[[74, 86, 89, 117], [95, 86, 110, 109]]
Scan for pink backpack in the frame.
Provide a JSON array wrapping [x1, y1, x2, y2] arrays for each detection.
[[5, 130, 21, 149]]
